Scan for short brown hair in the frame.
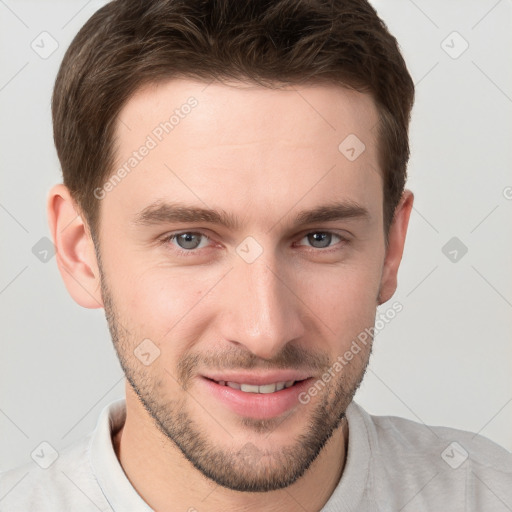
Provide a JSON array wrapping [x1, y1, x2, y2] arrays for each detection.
[[52, 0, 414, 242]]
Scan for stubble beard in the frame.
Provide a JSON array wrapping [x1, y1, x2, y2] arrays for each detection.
[[99, 265, 371, 492]]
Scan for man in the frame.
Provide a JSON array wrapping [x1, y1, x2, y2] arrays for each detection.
[[1, 0, 511, 510]]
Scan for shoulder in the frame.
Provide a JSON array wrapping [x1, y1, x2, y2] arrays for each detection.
[[361, 405, 512, 470], [0, 433, 110, 512], [347, 402, 512, 510]]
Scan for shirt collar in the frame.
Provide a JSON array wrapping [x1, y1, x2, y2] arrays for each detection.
[[319, 401, 372, 510], [88, 398, 154, 511], [88, 398, 371, 511]]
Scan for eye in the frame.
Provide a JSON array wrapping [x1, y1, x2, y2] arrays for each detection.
[[298, 231, 344, 249], [165, 232, 210, 252]]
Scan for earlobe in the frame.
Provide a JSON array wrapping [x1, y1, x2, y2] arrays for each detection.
[[47, 184, 104, 309], [377, 189, 414, 305]]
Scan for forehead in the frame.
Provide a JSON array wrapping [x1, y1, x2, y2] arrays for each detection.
[[117, 78, 379, 145], [105, 78, 382, 230]]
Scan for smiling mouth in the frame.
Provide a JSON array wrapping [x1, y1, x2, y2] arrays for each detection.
[[207, 378, 306, 394]]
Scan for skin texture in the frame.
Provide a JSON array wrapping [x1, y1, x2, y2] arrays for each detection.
[[48, 79, 413, 512]]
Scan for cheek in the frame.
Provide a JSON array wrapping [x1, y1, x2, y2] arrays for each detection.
[[116, 267, 217, 345], [298, 262, 382, 340]]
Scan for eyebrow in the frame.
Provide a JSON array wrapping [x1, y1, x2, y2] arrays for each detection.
[[131, 200, 370, 230]]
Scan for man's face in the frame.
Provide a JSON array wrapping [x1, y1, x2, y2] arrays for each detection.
[[96, 79, 386, 491]]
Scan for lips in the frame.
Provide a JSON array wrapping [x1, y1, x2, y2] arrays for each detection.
[[199, 372, 314, 419]]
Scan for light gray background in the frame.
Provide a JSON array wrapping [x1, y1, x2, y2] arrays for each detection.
[[1, 0, 511, 473]]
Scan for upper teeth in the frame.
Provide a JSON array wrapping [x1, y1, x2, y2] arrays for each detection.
[[217, 380, 295, 393]]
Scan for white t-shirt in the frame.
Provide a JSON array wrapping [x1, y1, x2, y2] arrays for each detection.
[[1, 398, 511, 511]]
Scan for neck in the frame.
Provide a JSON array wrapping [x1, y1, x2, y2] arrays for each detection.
[[113, 385, 349, 512]]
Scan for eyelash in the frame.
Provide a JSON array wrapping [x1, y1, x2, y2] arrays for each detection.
[[160, 230, 348, 257]]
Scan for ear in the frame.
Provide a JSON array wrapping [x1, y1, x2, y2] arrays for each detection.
[[377, 189, 414, 305], [47, 184, 104, 309]]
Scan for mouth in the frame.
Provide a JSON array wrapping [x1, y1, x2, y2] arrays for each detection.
[[206, 378, 303, 394], [199, 373, 314, 420]]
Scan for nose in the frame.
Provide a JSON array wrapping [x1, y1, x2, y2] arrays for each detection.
[[219, 251, 306, 360]]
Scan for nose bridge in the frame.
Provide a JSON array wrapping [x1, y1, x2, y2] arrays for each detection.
[[221, 249, 304, 359]]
